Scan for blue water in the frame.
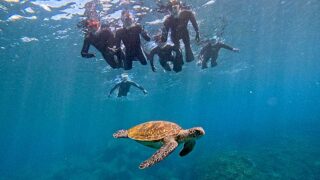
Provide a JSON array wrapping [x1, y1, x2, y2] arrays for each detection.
[[1, 0, 320, 179]]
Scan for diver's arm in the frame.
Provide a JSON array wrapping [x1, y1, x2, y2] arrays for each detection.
[[148, 48, 158, 72], [171, 45, 183, 61], [218, 42, 240, 52], [140, 25, 151, 41], [189, 12, 199, 32], [189, 11, 200, 42], [161, 18, 170, 42], [130, 81, 147, 94], [81, 38, 95, 58], [114, 30, 122, 50], [198, 46, 206, 59], [109, 83, 120, 97]]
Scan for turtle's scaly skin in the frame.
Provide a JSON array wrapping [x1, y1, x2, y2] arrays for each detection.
[[128, 121, 182, 141]]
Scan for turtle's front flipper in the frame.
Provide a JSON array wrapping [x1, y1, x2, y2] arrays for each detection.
[[179, 140, 195, 157], [113, 129, 128, 138], [139, 138, 178, 169]]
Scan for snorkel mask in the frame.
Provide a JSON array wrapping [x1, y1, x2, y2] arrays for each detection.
[[171, 5, 180, 18], [121, 11, 133, 28], [86, 19, 100, 32]]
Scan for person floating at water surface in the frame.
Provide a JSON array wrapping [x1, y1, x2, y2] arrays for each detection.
[[198, 39, 240, 69], [81, 19, 124, 69], [161, 2, 200, 63], [148, 34, 183, 72], [114, 11, 151, 70], [108, 74, 148, 97], [155, 0, 191, 13]]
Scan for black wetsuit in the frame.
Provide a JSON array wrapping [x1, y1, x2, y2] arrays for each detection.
[[81, 28, 123, 68], [109, 80, 146, 97], [115, 24, 151, 70], [148, 44, 183, 72], [199, 42, 234, 69], [162, 10, 199, 62]]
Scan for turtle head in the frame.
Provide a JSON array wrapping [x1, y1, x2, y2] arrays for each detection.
[[187, 127, 205, 139]]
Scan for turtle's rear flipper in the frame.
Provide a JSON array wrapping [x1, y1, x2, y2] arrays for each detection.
[[179, 140, 196, 157], [139, 138, 178, 169], [113, 129, 128, 138]]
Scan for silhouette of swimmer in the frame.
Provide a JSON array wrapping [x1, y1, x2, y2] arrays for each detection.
[[198, 40, 240, 69], [115, 11, 151, 70], [156, 0, 191, 13], [161, 3, 200, 63], [83, 0, 101, 20], [81, 19, 123, 69], [148, 35, 183, 72], [109, 74, 148, 97], [77, 0, 102, 30]]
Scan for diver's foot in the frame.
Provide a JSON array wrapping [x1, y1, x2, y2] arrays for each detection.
[[173, 64, 182, 72], [118, 62, 124, 69], [211, 62, 217, 67], [186, 57, 194, 62], [202, 63, 208, 69], [185, 50, 194, 62]]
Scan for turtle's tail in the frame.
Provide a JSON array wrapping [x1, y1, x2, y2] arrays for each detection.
[[113, 129, 128, 138]]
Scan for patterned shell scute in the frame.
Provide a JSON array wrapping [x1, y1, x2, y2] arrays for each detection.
[[128, 121, 182, 141]]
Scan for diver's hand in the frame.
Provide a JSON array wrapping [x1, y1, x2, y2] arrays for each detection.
[[196, 60, 202, 67], [82, 52, 96, 58], [195, 32, 200, 43], [232, 48, 240, 52], [108, 93, 112, 98], [151, 66, 156, 72], [108, 47, 118, 53], [88, 53, 96, 58], [143, 89, 148, 95]]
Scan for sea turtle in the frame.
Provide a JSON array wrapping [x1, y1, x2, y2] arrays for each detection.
[[113, 120, 205, 169]]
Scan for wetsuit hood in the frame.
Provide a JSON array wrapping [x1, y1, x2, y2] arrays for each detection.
[[121, 73, 129, 82]]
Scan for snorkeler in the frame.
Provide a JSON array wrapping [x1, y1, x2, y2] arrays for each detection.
[[83, 0, 101, 20], [114, 11, 151, 70], [198, 39, 240, 69], [77, 0, 102, 29], [81, 19, 124, 69], [155, 0, 191, 13], [161, 2, 200, 63], [148, 35, 183, 72], [108, 74, 148, 97]]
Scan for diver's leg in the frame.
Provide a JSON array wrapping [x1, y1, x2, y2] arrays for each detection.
[[159, 59, 172, 71], [202, 57, 210, 69], [103, 52, 118, 69], [211, 55, 218, 67], [172, 39, 184, 66], [124, 54, 133, 70], [182, 31, 194, 62], [171, 35, 182, 61], [137, 48, 148, 65], [173, 48, 183, 72], [115, 49, 125, 68], [170, 54, 183, 72], [173, 62, 182, 72]]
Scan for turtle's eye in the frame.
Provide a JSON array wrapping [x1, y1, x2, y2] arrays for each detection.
[[194, 130, 202, 137], [190, 130, 199, 137]]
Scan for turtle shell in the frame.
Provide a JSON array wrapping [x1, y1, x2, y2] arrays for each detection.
[[128, 121, 182, 141]]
